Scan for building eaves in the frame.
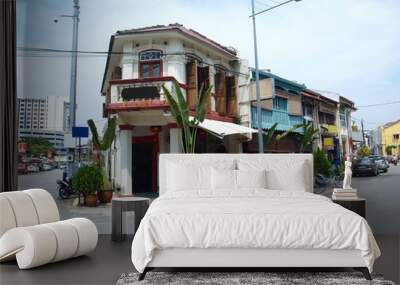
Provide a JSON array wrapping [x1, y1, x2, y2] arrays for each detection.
[[250, 69, 306, 94], [116, 23, 238, 57]]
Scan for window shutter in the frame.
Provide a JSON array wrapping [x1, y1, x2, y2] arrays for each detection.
[[112, 66, 122, 80], [226, 76, 238, 116], [215, 71, 226, 115], [186, 61, 198, 110], [198, 66, 211, 112]]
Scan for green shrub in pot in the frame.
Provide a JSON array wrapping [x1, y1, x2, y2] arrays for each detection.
[[313, 148, 332, 176], [72, 165, 103, 207], [98, 171, 114, 204]]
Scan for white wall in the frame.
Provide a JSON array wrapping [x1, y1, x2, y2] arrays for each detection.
[[46, 96, 69, 131]]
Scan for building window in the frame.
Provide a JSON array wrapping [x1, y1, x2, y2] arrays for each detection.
[[304, 104, 313, 118], [340, 110, 347, 127], [394, 134, 399, 140], [139, 50, 162, 78], [273, 97, 288, 111], [319, 112, 335, 125]]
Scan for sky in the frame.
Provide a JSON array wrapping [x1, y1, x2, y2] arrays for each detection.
[[16, 0, 400, 130]]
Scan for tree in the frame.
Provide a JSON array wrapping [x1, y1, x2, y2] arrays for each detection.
[[162, 81, 211, 153], [277, 122, 320, 153], [358, 145, 371, 157], [262, 123, 278, 152], [87, 117, 116, 166], [24, 137, 54, 157], [385, 145, 396, 155]]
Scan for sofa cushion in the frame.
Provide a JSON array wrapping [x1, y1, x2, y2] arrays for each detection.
[[0, 192, 39, 227], [24, 189, 59, 224]]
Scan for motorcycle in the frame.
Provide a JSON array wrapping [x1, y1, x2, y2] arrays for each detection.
[[57, 174, 76, 199]]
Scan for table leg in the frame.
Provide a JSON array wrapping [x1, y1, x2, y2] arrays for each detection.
[[134, 201, 149, 235], [112, 202, 123, 242]]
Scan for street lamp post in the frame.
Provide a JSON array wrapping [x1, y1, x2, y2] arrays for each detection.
[[55, 0, 80, 132], [250, 0, 301, 153]]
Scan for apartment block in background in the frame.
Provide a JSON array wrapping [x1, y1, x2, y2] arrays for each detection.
[[17, 96, 70, 148]]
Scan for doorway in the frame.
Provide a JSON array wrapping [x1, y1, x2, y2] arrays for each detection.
[[132, 135, 159, 195]]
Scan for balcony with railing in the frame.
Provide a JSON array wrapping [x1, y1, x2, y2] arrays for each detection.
[[251, 106, 304, 133], [106, 77, 186, 113]]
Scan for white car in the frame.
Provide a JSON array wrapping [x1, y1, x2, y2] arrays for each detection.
[[27, 164, 40, 173], [42, 164, 53, 171]]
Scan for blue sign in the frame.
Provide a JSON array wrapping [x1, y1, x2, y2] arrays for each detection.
[[72, 127, 89, 138]]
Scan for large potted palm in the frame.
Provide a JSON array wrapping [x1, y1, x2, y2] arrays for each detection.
[[162, 81, 212, 153], [87, 117, 116, 203]]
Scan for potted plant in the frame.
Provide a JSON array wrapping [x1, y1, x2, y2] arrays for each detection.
[[87, 117, 116, 200], [72, 165, 103, 207], [98, 172, 113, 203]]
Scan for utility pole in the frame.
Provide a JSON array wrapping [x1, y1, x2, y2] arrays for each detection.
[[55, 0, 80, 132], [249, 0, 302, 153], [361, 119, 365, 146], [69, 0, 80, 131], [251, 0, 264, 153]]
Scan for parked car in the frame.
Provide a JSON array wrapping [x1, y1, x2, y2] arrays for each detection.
[[27, 164, 40, 173], [352, 157, 379, 176], [369, 155, 389, 173], [42, 164, 53, 171], [386, 155, 398, 165], [17, 163, 28, 175]]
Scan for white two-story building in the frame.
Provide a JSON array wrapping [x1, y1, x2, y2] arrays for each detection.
[[101, 24, 253, 196]]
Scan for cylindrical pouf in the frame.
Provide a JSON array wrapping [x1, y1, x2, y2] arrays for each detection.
[[64, 218, 98, 257], [0, 226, 57, 269], [42, 221, 79, 263]]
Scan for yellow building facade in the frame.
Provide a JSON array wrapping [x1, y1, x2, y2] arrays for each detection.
[[381, 120, 400, 156]]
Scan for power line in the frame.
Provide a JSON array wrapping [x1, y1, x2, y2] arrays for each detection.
[[356, 100, 400, 108], [352, 117, 387, 125], [17, 47, 250, 77]]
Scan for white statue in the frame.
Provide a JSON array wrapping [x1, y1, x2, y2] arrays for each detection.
[[343, 156, 352, 189]]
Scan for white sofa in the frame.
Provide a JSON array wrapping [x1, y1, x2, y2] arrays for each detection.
[[0, 189, 98, 269]]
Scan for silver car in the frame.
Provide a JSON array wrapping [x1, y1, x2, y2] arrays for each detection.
[[369, 155, 389, 173]]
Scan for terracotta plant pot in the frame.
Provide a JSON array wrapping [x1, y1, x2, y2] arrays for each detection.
[[98, 190, 113, 203], [84, 194, 98, 207]]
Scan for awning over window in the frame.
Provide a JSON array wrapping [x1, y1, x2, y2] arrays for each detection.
[[195, 118, 258, 139]]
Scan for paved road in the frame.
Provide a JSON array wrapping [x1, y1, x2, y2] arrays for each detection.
[[352, 164, 400, 234], [18, 169, 111, 234]]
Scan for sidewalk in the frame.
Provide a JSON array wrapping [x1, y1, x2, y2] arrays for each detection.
[[18, 169, 111, 234]]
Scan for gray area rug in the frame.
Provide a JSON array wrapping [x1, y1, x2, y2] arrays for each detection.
[[116, 272, 396, 285]]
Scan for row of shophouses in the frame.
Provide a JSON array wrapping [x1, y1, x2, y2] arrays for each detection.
[[368, 120, 400, 156], [101, 24, 360, 196]]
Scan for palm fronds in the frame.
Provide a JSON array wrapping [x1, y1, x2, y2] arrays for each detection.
[[162, 81, 211, 153]]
